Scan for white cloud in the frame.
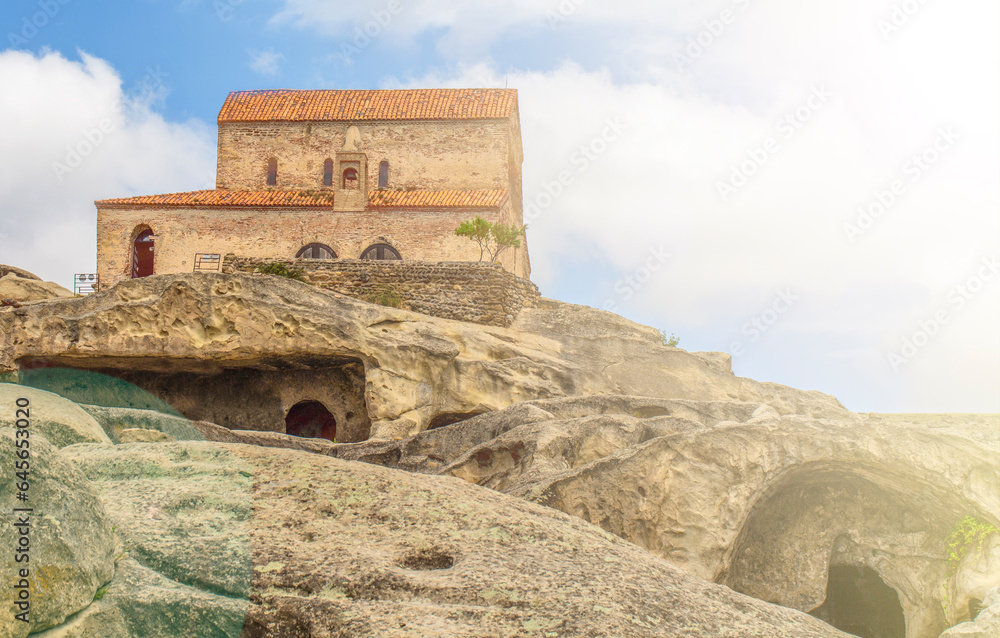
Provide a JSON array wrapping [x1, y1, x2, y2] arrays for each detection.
[[249, 49, 285, 76], [385, 7, 999, 411], [0, 50, 215, 289]]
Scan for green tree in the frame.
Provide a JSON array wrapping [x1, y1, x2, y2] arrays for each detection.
[[455, 216, 526, 263], [659, 330, 680, 347]]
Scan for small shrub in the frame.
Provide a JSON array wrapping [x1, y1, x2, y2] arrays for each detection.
[[257, 262, 305, 281], [366, 285, 406, 309], [945, 516, 999, 573], [659, 330, 680, 347]]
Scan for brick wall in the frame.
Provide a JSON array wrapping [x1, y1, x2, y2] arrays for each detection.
[[222, 256, 540, 327], [217, 120, 518, 197], [96, 203, 533, 287]]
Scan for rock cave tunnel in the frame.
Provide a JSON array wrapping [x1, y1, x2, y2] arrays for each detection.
[[721, 461, 967, 638], [809, 564, 906, 638], [17, 354, 373, 443], [285, 400, 338, 441]]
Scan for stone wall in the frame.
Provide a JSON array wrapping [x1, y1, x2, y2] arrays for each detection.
[[95, 204, 525, 287], [216, 120, 519, 197], [223, 256, 539, 327], [214, 118, 526, 269]]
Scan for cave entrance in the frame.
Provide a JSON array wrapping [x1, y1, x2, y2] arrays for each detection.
[[809, 565, 905, 638], [285, 401, 337, 441], [427, 410, 488, 430]]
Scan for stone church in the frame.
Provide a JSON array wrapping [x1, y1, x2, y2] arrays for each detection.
[[95, 88, 530, 288]]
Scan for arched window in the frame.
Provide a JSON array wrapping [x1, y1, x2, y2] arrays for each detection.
[[342, 167, 358, 189], [285, 400, 337, 441], [296, 244, 336, 260], [266, 158, 277, 186], [360, 243, 401, 260], [322, 159, 333, 186], [378, 161, 389, 189], [131, 228, 155, 278]]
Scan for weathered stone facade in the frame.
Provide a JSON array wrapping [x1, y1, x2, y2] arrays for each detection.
[[96, 198, 521, 287], [216, 119, 521, 195], [223, 255, 540, 327], [95, 89, 530, 287]]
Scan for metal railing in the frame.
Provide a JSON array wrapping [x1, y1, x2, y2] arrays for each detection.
[[73, 273, 99, 295], [194, 253, 222, 272]]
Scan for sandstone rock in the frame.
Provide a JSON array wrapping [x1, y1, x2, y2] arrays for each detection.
[[0, 272, 74, 303], [34, 438, 854, 637], [942, 533, 1000, 627], [29, 558, 248, 638], [0, 265, 42, 280], [938, 604, 1000, 638], [63, 442, 253, 602], [117, 428, 176, 443], [0, 384, 111, 447], [80, 405, 205, 443], [233, 443, 848, 637], [0, 273, 851, 440], [0, 430, 115, 637], [343, 397, 999, 638]]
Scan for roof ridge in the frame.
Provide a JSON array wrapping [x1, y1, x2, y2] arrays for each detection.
[[95, 188, 508, 209], [217, 88, 518, 123]]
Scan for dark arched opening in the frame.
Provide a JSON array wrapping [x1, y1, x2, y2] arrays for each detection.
[[322, 159, 333, 186], [296, 244, 336, 259], [132, 229, 155, 278], [378, 160, 389, 188], [266, 158, 278, 186], [809, 565, 905, 638], [342, 167, 358, 189], [427, 411, 487, 430], [285, 401, 337, 441], [360, 243, 401, 260]]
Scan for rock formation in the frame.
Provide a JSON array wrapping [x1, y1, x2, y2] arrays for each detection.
[[32, 437, 851, 638], [0, 273, 849, 440], [1, 271, 996, 638], [0, 271, 74, 305], [335, 399, 999, 638]]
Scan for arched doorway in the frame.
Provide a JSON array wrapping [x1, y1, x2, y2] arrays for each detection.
[[360, 243, 401, 260], [132, 229, 155, 278], [285, 401, 337, 441]]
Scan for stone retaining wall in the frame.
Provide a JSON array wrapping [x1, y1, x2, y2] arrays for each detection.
[[223, 255, 539, 327]]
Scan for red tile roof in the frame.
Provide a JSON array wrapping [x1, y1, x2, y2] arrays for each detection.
[[218, 89, 518, 123], [96, 190, 335, 208], [95, 189, 508, 210], [368, 189, 508, 209]]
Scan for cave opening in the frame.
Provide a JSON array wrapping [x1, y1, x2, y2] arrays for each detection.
[[285, 401, 337, 441], [809, 565, 905, 638], [427, 411, 487, 430]]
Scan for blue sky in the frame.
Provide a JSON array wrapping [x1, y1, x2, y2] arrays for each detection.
[[1, 0, 998, 413]]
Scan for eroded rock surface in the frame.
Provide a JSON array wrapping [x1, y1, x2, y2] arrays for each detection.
[[339, 398, 1000, 638], [0, 272, 74, 303], [0, 273, 850, 438], [0, 385, 111, 447], [31, 439, 854, 637], [0, 431, 115, 638]]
